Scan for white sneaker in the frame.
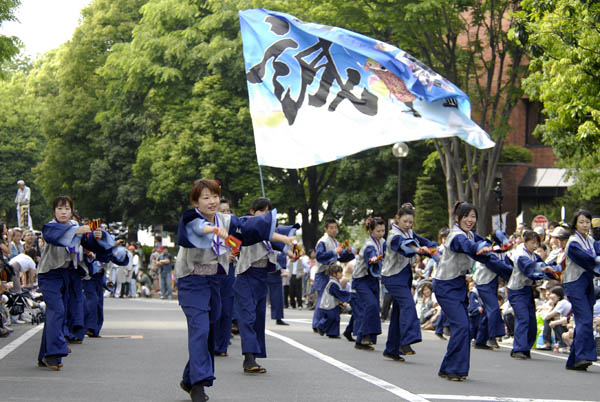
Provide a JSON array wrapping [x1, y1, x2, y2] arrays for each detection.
[[11, 316, 25, 324]]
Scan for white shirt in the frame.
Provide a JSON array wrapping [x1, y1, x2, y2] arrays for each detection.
[[15, 186, 31, 205], [9, 253, 36, 272]]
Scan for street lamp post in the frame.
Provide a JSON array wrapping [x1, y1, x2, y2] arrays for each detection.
[[392, 142, 409, 212], [493, 177, 503, 232]]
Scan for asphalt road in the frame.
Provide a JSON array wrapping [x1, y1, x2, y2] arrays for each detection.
[[1, 298, 598, 402]]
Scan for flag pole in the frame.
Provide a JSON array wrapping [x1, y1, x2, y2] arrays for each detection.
[[258, 164, 266, 197]]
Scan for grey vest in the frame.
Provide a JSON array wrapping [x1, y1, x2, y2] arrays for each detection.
[[563, 233, 595, 284], [316, 234, 339, 274], [507, 244, 536, 290], [37, 243, 75, 274], [320, 278, 343, 310], [175, 212, 232, 279], [433, 226, 474, 281], [37, 220, 80, 274], [353, 236, 384, 278], [236, 241, 278, 275], [381, 226, 413, 277], [473, 252, 506, 286]]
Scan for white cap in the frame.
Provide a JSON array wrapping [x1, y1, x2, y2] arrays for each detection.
[[533, 226, 545, 236], [16, 180, 25, 185]]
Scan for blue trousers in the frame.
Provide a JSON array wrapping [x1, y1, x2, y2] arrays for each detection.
[[435, 310, 449, 336], [564, 272, 598, 367], [317, 307, 341, 336], [234, 268, 268, 357], [476, 278, 505, 339], [312, 272, 328, 329], [82, 272, 104, 337], [433, 276, 470, 377], [469, 312, 483, 342], [508, 286, 536, 357], [38, 268, 70, 362], [352, 276, 381, 345], [214, 269, 234, 354], [383, 267, 421, 355], [66, 269, 85, 341], [178, 275, 219, 388], [267, 271, 284, 320]]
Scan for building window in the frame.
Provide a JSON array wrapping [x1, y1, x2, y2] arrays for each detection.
[[524, 99, 545, 146]]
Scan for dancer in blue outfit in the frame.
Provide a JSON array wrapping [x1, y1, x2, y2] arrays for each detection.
[[316, 264, 351, 337], [313, 219, 354, 332], [233, 198, 297, 376], [472, 230, 514, 349], [351, 217, 385, 351], [507, 230, 559, 360], [36, 196, 102, 371], [267, 251, 289, 325], [432, 201, 493, 382], [213, 199, 236, 357], [382, 203, 437, 360], [176, 180, 296, 401], [563, 209, 600, 371]]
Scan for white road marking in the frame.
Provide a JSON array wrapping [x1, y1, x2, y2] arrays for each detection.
[[497, 343, 600, 367], [0, 324, 43, 361], [266, 329, 430, 402], [419, 394, 598, 402]]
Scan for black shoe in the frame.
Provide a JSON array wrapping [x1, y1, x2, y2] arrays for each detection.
[[343, 331, 355, 342], [487, 338, 499, 349], [537, 345, 551, 351], [400, 345, 415, 355], [474, 343, 493, 350], [511, 352, 528, 360], [190, 383, 209, 401], [354, 343, 374, 351], [180, 380, 191, 394], [383, 352, 405, 362], [276, 319, 289, 326], [313, 328, 318, 333], [570, 360, 593, 371], [328, 335, 341, 339], [435, 333, 447, 341]]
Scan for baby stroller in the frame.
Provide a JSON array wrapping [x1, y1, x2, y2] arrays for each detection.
[[5, 288, 45, 325]]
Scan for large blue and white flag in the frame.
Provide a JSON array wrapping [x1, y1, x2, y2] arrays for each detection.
[[239, 9, 495, 169]]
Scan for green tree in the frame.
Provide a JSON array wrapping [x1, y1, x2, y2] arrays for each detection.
[[0, 0, 21, 74], [0, 60, 46, 226], [414, 175, 448, 240], [518, 0, 600, 203], [34, 0, 146, 221]]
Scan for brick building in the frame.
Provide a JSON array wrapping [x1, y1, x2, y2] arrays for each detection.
[[488, 99, 573, 234]]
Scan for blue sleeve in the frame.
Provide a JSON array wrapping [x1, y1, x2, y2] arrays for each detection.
[[389, 234, 418, 257], [449, 235, 480, 257], [484, 254, 514, 282], [330, 284, 351, 303], [42, 222, 81, 248], [316, 241, 337, 265], [338, 249, 355, 263], [229, 209, 277, 247], [81, 230, 115, 263], [413, 232, 437, 249], [516, 255, 544, 280], [363, 245, 377, 266], [566, 242, 599, 273], [473, 232, 492, 245]]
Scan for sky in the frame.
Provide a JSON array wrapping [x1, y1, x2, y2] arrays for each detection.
[[0, 0, 93, 58]]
